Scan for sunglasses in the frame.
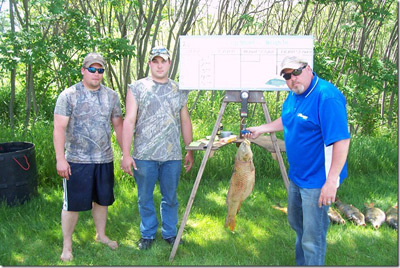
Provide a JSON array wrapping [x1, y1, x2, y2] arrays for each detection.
[[151, 47, 168, 54], [282, 65, 307, 80], [86, 67, 105, 74]]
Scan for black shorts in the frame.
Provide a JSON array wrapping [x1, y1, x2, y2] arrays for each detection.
[[62, 162, 115, 211]]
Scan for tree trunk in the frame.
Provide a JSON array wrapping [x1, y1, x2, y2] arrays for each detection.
[[9, 0, 16, 134], [22, 0, 32, 130], [294, 0, 310, 34], [24, 65, 33, 129]]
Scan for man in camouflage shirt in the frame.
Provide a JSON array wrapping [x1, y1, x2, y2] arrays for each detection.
[[121, 46, 193, 250], [53, 52, 123, 261]]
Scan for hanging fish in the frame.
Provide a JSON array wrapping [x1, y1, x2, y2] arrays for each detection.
[[225, 139, 255, 231]]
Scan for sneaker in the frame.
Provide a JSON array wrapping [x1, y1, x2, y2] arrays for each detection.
[[163, 236, 184, 245], [138, 238, 154, 250]]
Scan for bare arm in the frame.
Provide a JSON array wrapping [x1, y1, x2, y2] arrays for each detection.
[[318, 138, 351, 207], [121, 89, 138, 175], [245, 117, 284, 139], [112, 116, 123, 149], [180, 105, 193, 172], [53, 114, 71, 179]]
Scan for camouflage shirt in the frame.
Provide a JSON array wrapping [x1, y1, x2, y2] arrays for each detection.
[[54, 82, 122, 163], [130, 77, 189, 161]]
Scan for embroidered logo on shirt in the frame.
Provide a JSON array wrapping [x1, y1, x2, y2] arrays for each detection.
[[297, 113, 308, 120]]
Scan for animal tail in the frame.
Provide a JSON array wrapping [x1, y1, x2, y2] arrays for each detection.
[[224, 215, 236, 231], [271, 205, 288, 214]]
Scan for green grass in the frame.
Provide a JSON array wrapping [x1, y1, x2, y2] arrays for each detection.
[[0, 172, 397, 266], [0, 122, 398, 266]]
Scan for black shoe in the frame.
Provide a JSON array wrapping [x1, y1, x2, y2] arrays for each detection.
[[163, 236, 184, 245], [138, 238, 154, 250]]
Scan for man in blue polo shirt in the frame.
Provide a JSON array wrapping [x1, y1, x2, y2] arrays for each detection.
[[245, 56, 350, 265]]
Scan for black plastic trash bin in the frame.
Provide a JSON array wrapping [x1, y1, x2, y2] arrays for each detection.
[[0, 142, 38, 206]]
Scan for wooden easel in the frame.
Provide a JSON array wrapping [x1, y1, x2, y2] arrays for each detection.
[[169, 91, 289, 261]]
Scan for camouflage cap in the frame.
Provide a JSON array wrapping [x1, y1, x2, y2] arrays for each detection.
[[280, 56, 308, 75], [82, 52, 105, 68], [149, 46, 170, 61]]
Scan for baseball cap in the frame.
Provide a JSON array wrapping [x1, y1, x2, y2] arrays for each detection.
[[149, 46, 170, 61], [82, 52, 105, 68], [280, 56, 308, 75]]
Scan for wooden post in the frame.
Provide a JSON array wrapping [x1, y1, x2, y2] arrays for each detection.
[[261, 102, 289, 191], [169, 101, 227, 261]]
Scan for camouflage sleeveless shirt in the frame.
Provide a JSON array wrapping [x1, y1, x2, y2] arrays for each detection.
[[129, 77, 189, 161]]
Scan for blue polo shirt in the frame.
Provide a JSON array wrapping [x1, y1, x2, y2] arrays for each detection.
[[281, 73, 350, 188]]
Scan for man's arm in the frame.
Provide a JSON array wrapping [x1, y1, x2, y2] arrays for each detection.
[[318, 138, 350, 207], [121, 89, 138, 176], [180, 105, 193, 172], [245, 117, 284, 139], [112, 116, 123, 149], [53, 114, 71, 179]]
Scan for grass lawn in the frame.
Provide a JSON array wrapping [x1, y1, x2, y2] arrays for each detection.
[[0, 135, 398, 266]]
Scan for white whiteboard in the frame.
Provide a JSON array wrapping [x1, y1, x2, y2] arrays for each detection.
[[178, 35, 313, 91]]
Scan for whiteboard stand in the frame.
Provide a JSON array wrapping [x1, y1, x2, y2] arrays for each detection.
[[169, 90, 289, 262]]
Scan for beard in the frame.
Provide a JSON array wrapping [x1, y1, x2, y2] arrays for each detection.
[[290, 83, 305, 95]]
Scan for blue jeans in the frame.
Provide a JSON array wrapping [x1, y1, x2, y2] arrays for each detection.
[[133, 159, 181, 240], [287, 181, 330, 266]]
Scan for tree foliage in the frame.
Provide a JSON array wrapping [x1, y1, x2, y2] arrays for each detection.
[[0, 0, 397, 136]]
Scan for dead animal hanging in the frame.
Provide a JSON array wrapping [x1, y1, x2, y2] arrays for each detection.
[[225, 139, 255, 231]]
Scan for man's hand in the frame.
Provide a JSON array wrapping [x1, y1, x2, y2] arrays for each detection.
[[244, 126, 262, 139], [56, 159, 71, 180], [121, 155, 137, 176], [183, 151, 194, 172], [318, 180, 337, 207]]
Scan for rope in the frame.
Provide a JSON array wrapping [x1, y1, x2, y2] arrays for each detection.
[[13, 155, 30, 171]]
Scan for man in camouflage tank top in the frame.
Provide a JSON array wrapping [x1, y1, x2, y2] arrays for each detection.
[[121, 46, 193, 250], [53, 52, 123, 261]]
